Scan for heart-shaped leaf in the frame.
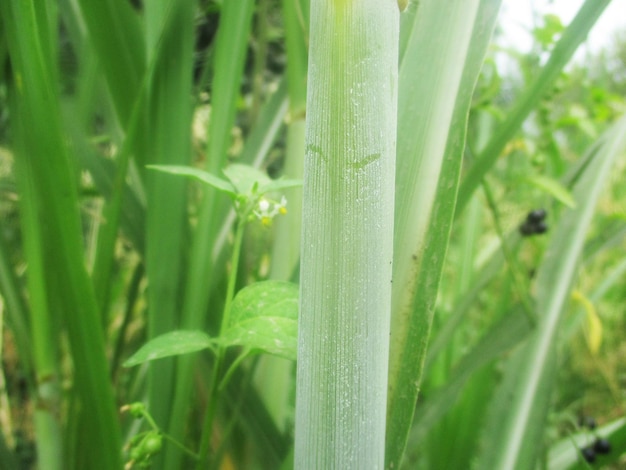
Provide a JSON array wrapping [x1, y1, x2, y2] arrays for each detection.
[[222, 281, 299, 360]]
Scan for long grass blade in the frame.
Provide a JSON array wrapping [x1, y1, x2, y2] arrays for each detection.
[[5, 0, 123, 467], [140, 2, 196, 469], [386, 1, 501, 467]]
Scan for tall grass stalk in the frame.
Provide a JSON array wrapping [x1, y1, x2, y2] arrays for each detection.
[[4, 1, 123, 467], [295, 0, 398, 467]]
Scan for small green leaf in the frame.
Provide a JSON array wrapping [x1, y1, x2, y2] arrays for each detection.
[[260, 178, 303, 194], [222, 281, 299, 360], [524, 174, 577, 208], [146, 165, 237, 196], [123, 330, 215, 367], [223, 163, 271, 195]]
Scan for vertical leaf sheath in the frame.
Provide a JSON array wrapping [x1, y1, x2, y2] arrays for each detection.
[[295, 1, 398, 468]]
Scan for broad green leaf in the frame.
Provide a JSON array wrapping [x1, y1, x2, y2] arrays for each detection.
[[223, 163, 271, 195], [524, 173, 577, 208], [146, 164, 236, 196], [261, 178, 303, 194], [222, 281, 298, 360], [123, 330, 215, 367], [221, 163, 301, 198]]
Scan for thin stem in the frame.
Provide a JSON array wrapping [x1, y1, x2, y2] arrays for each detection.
[[481, 179, 537, 326], [196, 216, 247, 469], [162, 435, 200, 461], [219, 218, 246, 336]]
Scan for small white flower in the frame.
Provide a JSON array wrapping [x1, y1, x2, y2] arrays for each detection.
[[258, 198, 271, 213], [253, 196, 288, 226]]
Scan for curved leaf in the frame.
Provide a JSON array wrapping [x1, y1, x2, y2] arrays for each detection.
[[123, 330, 215, 367], [146, 164, 236, 196], [222, 281, 298, 360]]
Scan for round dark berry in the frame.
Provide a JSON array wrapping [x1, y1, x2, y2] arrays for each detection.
[[581, 446, 596, 463], [593, 438, 611, 454], [534, 221, 548, 234], [580, 416, 597, 430], [527, 209, 547, 223]]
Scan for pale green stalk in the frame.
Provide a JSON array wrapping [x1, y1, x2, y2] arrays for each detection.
[[295, 0, 398, 468]]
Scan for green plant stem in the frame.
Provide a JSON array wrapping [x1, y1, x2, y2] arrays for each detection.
[[162, 435, 200, 461], [481, 180, 536, 325], [197, 215, 247, 469], [136, 406, 200, 461]]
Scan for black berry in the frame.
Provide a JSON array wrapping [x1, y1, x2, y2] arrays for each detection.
[[527, 209, 547, 223], [534, 221, 548, 234], [581, 446, 596, 463], [520, 209, 549, 237], [580, 416, 597, 430], [593, 438, 611, 454]]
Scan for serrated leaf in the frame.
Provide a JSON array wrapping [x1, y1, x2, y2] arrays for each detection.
[[222, 281, 298, 360], [223, 163, 271, 195], [524, 174, 577, 208], [123, 330, 215, 367], [146, 165, 237, 196]]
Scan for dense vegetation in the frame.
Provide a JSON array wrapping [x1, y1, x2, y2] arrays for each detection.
[[0, 0, 624, 469]]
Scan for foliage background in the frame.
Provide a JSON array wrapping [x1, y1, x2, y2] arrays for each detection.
[[0, 0, 625, 469]]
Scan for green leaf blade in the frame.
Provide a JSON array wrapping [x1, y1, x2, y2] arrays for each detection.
[[124, 330, 215, 367], [524, 174, 577, 208], [146, 164, 237, 196], [223, 163, 271, 195], [222, 281, 299, 361]]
